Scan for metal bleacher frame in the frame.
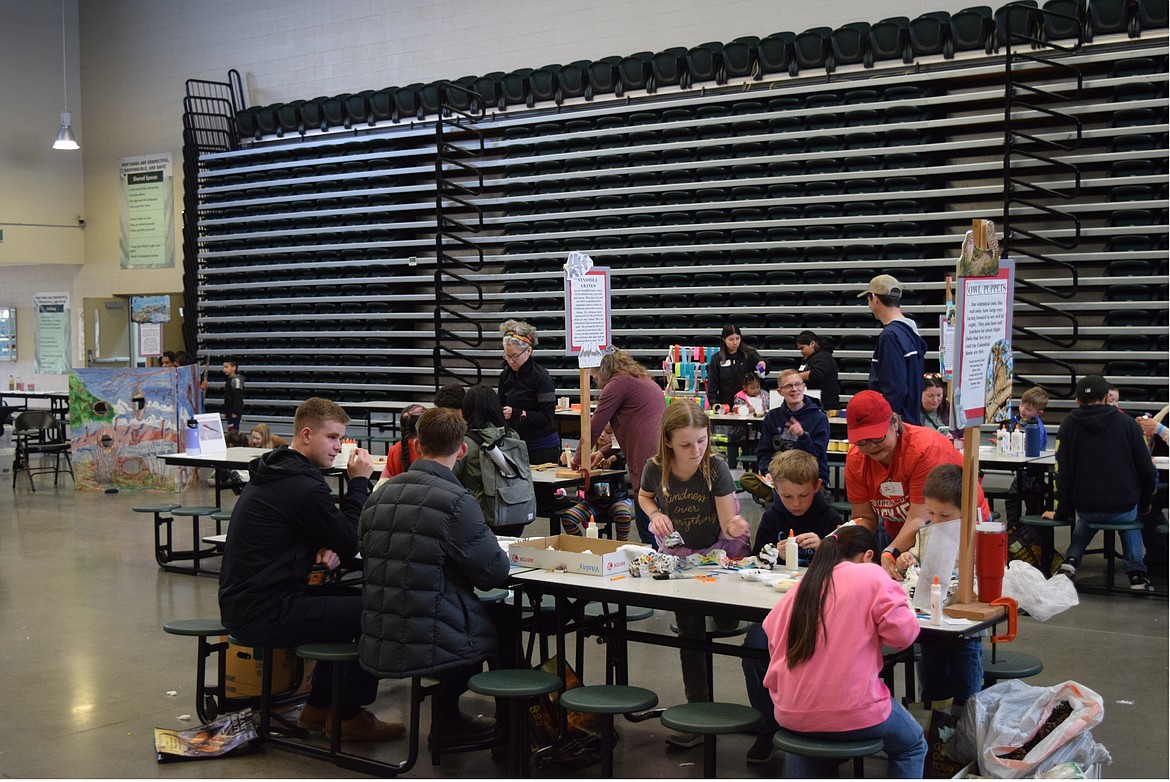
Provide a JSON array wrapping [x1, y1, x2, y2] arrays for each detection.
[[190, 13, 1168, 434]]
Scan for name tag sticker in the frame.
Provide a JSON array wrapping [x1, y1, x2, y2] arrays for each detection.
[[879, 481, 904, 497]]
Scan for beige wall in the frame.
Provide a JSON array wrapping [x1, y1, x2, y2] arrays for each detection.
[[2, 0, 987, 385]]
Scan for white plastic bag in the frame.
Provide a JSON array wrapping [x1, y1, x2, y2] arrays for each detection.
[[1001, 560, 1078, 621], [949, 679, 1108, 778]]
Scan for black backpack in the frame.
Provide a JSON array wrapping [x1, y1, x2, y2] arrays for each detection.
[[467, 429, 537, 528]]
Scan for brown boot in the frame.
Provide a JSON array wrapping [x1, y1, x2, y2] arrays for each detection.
[[297, 703, 329, 732], [325, 708, 405, 742]]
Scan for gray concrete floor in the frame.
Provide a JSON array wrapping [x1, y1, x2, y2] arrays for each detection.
[[1, 470, 1167, 779]]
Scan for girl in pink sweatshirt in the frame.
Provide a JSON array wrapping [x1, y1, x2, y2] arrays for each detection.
[[762, 524, 926, 778]]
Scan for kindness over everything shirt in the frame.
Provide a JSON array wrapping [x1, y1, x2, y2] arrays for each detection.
[[641, 456, 736, 551]]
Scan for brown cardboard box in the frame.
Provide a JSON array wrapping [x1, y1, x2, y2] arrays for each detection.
[[223, 639, 303, 699]]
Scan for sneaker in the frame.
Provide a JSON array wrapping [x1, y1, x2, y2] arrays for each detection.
[[325, 708, 406, 742], [1128, 571, 1155, 592], [297, 703, 329, 732], [746, 732, 775, 764], [1058, 558, 1077, 578], [666, 731, 704, 749]]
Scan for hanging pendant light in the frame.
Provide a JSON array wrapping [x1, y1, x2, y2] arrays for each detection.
[[53, 0, 79, 151]]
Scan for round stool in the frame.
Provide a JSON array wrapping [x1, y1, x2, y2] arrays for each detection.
[[468, 669, 560, 778], [297, 641, 359, 754], [1020, 514, 1071, 576], [172, 505, 222, 575], [772, 726, 883, 778], [660, 702, 762, 777], [981, 648, 1043, 688], [558, 685, 658, 777], [579, 603, 655, 683], [475, 587, 510, 603], [584, 603, 655, 621], [163, 619, 229, 722], [1085, 520, 1144, 591]]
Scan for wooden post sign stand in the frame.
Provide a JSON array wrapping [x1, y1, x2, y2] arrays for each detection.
[[945, 219, 1007, 622], [556, 253, 611, 479]]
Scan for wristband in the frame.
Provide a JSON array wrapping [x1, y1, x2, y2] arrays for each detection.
[[1157, 423, 1166, 437], [881, 551, 896, 561]]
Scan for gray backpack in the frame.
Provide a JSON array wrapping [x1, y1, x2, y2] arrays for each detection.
[[467, 429, 537, 528]]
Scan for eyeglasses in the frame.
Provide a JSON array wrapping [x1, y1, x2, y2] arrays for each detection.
[[854, 434, 887, 448], [779, 382, 805, 391], [503, 349, 529, 362], [924, 373, 942, 379]]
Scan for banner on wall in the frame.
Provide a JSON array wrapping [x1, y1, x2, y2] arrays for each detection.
[[119, 153, 175, 269], [33, 292, 71, 374]]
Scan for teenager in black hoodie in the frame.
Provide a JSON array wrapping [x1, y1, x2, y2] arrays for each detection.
[[1047, 375, 1157, 591]]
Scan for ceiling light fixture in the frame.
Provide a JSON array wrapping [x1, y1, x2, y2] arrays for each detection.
[[53, 0, 78, 151]]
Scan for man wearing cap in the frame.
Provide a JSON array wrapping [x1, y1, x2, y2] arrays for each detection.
[[1046, 374, 1157, 591], [860, 275, 928, 425], [845, 390, 990, 569]]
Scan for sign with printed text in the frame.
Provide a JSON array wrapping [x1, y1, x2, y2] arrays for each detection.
[[120, 153, 174, 269], [953, 260, 1015, 429], [564, 267, 611, 368]]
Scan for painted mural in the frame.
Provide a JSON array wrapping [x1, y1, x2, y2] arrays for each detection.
[[70, 366, 201, 490]]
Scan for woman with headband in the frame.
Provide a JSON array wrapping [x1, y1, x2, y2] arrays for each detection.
[[497, 319, 561, 466]]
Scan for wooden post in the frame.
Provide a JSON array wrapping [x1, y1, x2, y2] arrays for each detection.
[[579, 366, 592, 471], [945, 219, 1004, 621]]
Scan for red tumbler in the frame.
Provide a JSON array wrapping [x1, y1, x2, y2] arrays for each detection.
[[975, 521, 1008, 602]]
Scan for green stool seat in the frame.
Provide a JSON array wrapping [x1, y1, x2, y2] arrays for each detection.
[[296, 641, 359, 664], [469, 669, 561, 777], [669, 619, 751, 638], [164, 618, 227, 637], [584, 603, 654, 621], [475, 587, 510, 603], [163, 619, 229, 724], [982, 649, 1043, 687], [830, 500, 852, 520], [1084, 520, 1144, 591], [1021, 515, 1071, 576], [173, 505, 221, 516], [559, 685, 659, 777], [504, 592, 556, 612], [210, 510, 233, 521], [133, 503, 182, 513], [773, 726, 883, 776], [1020, 514, 1070, 528], [661, 702, 762, 778]]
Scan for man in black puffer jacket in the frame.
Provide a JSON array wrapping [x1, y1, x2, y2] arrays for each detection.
[[219, 397, 403, 742], [360, 407, 512, 748]]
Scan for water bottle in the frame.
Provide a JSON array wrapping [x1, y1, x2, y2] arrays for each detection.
[[1024, 419, 1041, 458], [184, 418, 201, 455]]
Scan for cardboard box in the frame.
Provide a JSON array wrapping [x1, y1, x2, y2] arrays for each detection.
[[509, 535, 629, 577], [223, 640, 301, 699]]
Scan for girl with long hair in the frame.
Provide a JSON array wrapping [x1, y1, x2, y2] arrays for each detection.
[[637, 401, 750, 747], [379, 404, 426, 479], [761, 524, 925, 778]]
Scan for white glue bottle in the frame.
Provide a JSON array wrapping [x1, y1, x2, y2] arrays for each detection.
[[785, 529, 799, 571], [585, 513, 599, 539], [1011, 424, 1025, 458], [996, 425, 1008, 455], [930, 575, 942, 625]]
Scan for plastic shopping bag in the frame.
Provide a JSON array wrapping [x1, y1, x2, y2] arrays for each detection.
[[1001, 560, 1078, 621], [947, 679, 1109, 778]]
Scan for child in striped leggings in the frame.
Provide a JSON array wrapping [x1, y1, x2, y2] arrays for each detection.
[[559, 489, 632, 541]]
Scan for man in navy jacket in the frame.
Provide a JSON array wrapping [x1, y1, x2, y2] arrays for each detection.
[[860, 275, 928, 424]]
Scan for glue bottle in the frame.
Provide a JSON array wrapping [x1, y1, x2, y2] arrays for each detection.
[[996, 425, 1008, 455], [929, 575, 942, 625], [785, 529, 799, 571], [1011, 424, 1025, 458], [585, 513, 599, 539]]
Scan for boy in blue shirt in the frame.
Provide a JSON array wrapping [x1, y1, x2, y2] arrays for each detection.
[[740, 449, 844, 763], [1005, 387, 1050, 528]]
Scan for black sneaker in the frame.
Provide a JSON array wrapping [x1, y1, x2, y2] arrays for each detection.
[[1128, 571, 1155, 592], [746, 732, 775, 764], [1058, 558, 1077, 578]]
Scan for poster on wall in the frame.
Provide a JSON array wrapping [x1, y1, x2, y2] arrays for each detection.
[[34, 292, 71, 374], [119, 153, 175, 269], [563, 251, 611, 369]]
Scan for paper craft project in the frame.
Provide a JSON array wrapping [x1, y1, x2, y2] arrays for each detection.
[[912, 518, 963, 611]]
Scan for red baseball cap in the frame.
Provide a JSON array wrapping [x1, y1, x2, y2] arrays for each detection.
[[847, 390, 893, 442]]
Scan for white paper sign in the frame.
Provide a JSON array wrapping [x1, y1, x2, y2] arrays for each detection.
[[193, 412, 227, 454], [564, 266, 611, 367], [953, 261, 1015, 428]]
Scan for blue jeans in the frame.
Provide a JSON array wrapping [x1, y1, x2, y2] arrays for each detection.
[[784, 700, 926, 779], [1065, 505, 1145, 574], [741, 623, 777, 733], [918, 638, 983, 704]]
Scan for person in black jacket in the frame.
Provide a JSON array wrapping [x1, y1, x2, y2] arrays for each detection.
[[706, 323, 765, 408], [497, 319, 560, 465], [1047, 374, 1158, 591], [795, 330, 840, 413], [218, 397, 402, 742], [360, 407, 512, 748]]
